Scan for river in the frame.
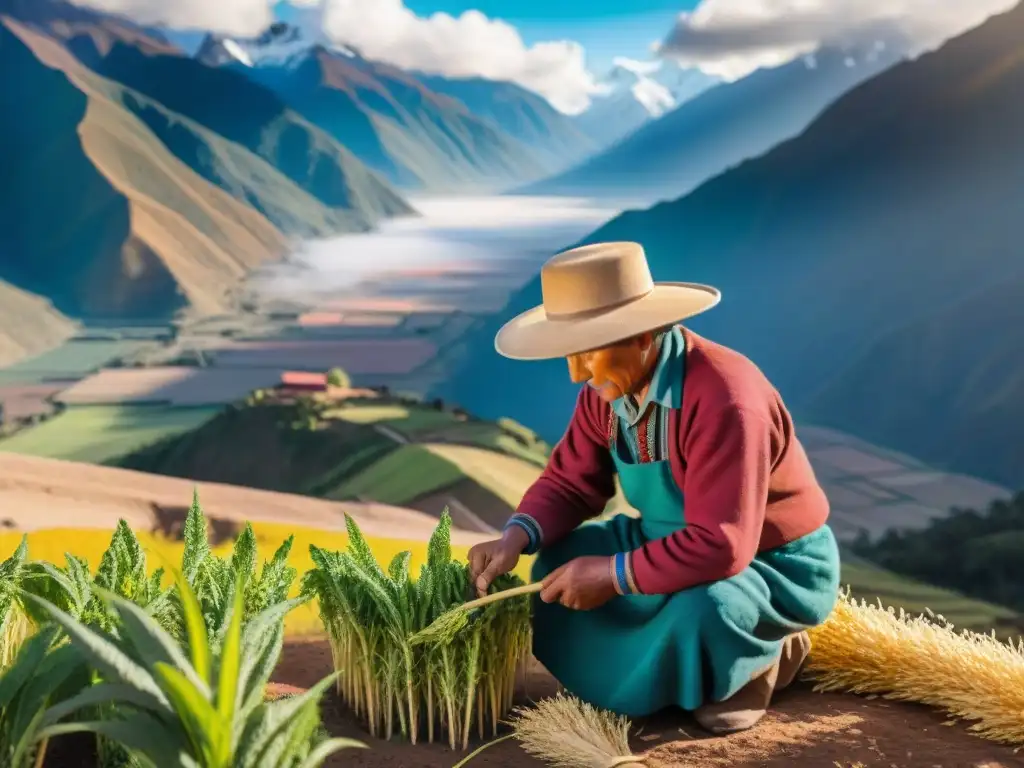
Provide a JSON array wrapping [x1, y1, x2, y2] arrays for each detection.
[[245, 195, 621, 313]]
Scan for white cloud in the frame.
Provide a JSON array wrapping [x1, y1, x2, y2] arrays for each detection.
[[318, 0, 602, 114], [657, 0, 1018, 81], [72, 0, 602, 113], [69, 0, 277, 37]]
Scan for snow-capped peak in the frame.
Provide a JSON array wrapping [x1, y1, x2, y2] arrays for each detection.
[[596, 57, 718, 119], [195, 22, 326, 69], [220, 38, 253, 67]]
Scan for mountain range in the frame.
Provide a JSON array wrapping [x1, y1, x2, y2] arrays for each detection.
[[0, 0, 608, 360], [196, 24, 594, 190], [0, 18, 288, 321], [525, 41, 904, 202], [432, 1, 1024, 490], [574, 57, 719, 149]]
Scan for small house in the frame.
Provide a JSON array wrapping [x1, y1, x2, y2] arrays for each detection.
[[278, 371, 328, 393]]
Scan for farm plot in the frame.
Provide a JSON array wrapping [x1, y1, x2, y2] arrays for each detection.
[[0, 338, 154, 383], [53, 366, 284, 406], [210, 338, 437, 376], [323, 444, 465, 506], [422, 443, 544, 509], [328, 403, 468, 437], [0, 404, 220, 463]]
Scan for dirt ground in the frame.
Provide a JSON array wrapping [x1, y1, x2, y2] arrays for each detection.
[[0, 453, 488, 544], [272, 636, 1024, 768]]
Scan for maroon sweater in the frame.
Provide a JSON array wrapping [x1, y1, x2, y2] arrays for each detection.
[[513, 329, 829, 595]]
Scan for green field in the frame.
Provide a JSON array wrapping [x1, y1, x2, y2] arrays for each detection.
[[0, 339, 156, 381], [324, 444, 465, 505], [0, 404, 221, 464]]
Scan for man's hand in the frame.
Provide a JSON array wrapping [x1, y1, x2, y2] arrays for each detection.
[[540, 556, 619, 611], [468, 527, 528, 597]]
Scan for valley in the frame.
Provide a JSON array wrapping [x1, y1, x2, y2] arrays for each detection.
[[1, 3, 1022, 763]]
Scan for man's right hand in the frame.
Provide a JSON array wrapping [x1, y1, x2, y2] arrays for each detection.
[[468, 526, 529, 597]]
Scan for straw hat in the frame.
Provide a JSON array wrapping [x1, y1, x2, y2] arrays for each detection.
[[494, 241, 721, 360]]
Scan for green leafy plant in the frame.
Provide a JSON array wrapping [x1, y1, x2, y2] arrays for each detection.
[[0, 538, 34, 669], [23, 521, 174, 638], [0, 624, 90, 768], [302, 510, 532, 750], [181, 492, 298, 642], [28, 572, 362, 768]]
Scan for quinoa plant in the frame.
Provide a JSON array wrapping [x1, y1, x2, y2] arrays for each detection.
[[180, 491, 298, 642], [302, 510, 532, 750], [0, 538, 35, 669]]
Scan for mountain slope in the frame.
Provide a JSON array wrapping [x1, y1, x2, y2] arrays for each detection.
[[574, 57, 718, 149], [0, 280, 77, 367], [805, 274, 1024, 489], [413, 73, 596, 168], [0, 0, 178, 62], [0, 18, 286, 320], [230, 44, 547, 191], [526, 44, 901, 202], [113, 393, 555, 532], [87, 41, 413, 222], [431, 2, 1024, 489]]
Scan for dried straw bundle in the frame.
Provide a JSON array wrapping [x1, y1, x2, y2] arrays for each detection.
[[508, 694, 648, 767], [805, 589, 1024, 746]]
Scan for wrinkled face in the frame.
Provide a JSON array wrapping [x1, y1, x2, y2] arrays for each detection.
[[567, 331, 656, 402]]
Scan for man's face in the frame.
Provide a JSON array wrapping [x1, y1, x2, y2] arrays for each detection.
[[566, 332, 655, 402]]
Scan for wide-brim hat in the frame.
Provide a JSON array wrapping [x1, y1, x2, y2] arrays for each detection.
[[494, 241, 720, 360]]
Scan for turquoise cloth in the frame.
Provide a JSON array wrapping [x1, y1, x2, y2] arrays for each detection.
[[531, 386, 841, 716]]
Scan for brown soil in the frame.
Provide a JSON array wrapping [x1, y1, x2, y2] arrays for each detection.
[[273, 635, 1024, 768], [0, 453, 489, 544]]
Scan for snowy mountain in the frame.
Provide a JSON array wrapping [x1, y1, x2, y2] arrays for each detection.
[[192, 22, 592, 191], [195, 21, 353, 69], [575, 57, 719, 148]]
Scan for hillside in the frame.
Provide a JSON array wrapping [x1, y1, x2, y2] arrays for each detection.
[[114, 393, 556, 533], [0, 0, 178, 61], [525, 45, 901, 202], [433, 1, 1024, 491], [0, 19, 287, 321], [0, 451, 486, 545], [234, 46, 548, 191], [414, 73, 596, 170], [85, 41, 412, 222], [806, 273, 1024, 487], [0, 280, 77, 368]]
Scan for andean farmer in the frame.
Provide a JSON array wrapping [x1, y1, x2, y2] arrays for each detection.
[[468, 241, 841, 734]]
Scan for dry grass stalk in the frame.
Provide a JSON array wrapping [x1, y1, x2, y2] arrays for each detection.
[[805, 589, 1024, 745], [509, 693, 648, 767]]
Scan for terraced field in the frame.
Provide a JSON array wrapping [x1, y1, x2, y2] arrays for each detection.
[[0, 404, 221, 463], [113, 396, 555, 530], [0, 338, 158, 384]]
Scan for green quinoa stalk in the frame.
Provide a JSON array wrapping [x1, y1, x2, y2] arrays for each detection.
[[301, 509, 534, 749]]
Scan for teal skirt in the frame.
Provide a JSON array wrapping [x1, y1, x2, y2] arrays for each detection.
[[530, 516, 841, 716]]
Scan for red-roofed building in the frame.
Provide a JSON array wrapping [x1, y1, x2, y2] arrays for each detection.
[[278, 371, 328, 392]]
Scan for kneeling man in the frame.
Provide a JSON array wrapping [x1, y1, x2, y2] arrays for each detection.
[[469, 241, 840, 734]]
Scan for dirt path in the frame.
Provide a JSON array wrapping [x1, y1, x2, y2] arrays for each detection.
[[272, 636, 1023, 768]]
